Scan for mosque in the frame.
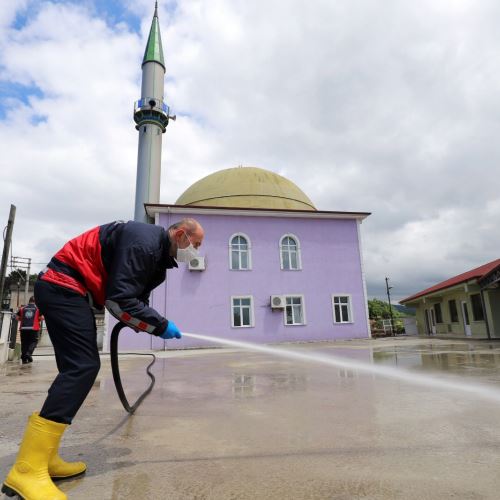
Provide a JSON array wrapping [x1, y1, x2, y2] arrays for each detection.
[[105, 3, 371, 350]]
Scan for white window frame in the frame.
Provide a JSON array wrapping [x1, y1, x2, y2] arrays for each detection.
[[283, 294, 306, 326], [229, 233, 252, 271], [332, 294, 354, 324], [279, 234, 302, 270], [231, 295, 255, 328]]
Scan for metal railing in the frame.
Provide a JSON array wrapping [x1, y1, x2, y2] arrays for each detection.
[[134, 98, 169, 115]]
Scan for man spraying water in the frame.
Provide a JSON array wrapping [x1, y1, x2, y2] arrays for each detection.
[[2, 218, 204, 500]]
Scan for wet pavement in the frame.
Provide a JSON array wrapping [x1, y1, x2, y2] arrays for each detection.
[[3, 337, 500, 499]]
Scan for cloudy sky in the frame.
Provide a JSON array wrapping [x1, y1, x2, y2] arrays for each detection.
[[1, 0, 499, 302]]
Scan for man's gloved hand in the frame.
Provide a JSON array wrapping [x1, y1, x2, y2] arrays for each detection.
[[160, 321, 182, 340]]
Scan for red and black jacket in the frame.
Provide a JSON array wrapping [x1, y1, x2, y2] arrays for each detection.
[[18, 303, 42, 331], [40, 221, 177, 336]]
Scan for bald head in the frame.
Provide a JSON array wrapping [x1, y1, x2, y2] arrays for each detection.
[[168, 218, 204, 256]]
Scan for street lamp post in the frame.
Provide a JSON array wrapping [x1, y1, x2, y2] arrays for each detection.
[[2, 289, 11, 310]]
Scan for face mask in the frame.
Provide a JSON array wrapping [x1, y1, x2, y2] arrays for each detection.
[[176, 231, 199, 263]]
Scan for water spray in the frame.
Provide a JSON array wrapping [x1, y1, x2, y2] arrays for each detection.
[[110, 323, 500, 415], [182, 332, 500, 404]]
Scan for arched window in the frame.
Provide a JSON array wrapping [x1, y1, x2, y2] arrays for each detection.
[[229, 233, 251, 270], [280, 234, 301, 270]]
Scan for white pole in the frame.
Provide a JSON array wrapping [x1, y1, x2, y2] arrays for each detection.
[[24, 258, 31, 305]]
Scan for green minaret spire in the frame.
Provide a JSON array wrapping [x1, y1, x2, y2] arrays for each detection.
[[142, 1, 165, 69]]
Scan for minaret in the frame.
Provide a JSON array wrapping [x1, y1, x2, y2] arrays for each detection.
[[134, 1, 175, 223]]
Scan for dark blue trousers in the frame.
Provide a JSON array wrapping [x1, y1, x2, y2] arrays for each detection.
[[34, 279, 100, 424], [20, 329, 39, 363]]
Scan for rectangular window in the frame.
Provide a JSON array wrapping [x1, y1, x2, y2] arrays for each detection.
[[434, 303, 443, 324], [241, 251, 248, 269], [471, 294, 485, 321], [231, 251, 240, 270], [231, 249, 250, 270], [284, 295, 305, 325], [282, 252, 290, 270], [448, 300, 459, 323], [231, 296, 254, 327], [332, 295, 352, 323]]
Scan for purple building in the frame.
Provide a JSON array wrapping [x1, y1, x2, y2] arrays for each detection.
[[105, 167, 371, 350]]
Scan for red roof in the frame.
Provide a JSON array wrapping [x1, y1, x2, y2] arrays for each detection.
[[480, 261, 500, 284], [400, 258, 500, 304]]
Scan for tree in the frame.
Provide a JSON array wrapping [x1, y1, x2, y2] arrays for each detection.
[[368, 299, 406, 335], [1, 269, 39, 307], [6, 269, 38, 284], [368, 298, 402, 320]]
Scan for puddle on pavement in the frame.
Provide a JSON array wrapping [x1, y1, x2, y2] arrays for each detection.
[[372, 346, 500, 380], [232, 372, 308, 398]]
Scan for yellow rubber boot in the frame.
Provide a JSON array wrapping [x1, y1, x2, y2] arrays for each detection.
[[49, 452, 87, 480], [48, 441, 87, 480], [30, 413, 87, 480], [2, 413, 67, 500]]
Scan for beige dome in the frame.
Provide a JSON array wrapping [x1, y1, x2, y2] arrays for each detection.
[[175, 166, 316, 211]]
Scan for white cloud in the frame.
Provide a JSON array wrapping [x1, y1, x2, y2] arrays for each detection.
[[0, 0, 499, 300]]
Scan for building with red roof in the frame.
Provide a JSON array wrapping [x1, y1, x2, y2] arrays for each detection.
[[400, 259, 500, 338]]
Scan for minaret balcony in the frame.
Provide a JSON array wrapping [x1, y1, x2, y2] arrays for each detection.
[[134, 98, 171, 132]]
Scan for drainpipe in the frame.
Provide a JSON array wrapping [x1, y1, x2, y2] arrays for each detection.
[[480, 289, 491, 340]]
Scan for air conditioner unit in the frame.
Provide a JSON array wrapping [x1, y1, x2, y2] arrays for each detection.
[[270, 295, 285, 309], [188, 256, 206, 271]]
